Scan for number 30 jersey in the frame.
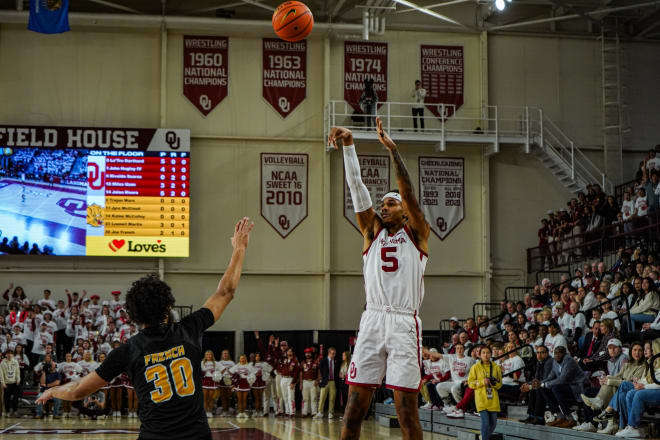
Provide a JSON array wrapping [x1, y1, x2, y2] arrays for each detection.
[[363, 225, 428, 312], [96, 308, 214, 440]]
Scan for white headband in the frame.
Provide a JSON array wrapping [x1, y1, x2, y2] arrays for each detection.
[[382, 192, 402, 203]]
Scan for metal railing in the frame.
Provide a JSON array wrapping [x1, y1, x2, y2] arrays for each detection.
[[527, 216, 660, 273], [536, 270, 571, 286], [504, 286, 535, 303], [473, 302, 503, 320], [324, 101, 613, 194]]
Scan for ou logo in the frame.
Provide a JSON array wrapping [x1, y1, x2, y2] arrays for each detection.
[[88, 162, 105, 190], [199, 95, 212, 111], [278, 97, 291, 113], [349, 362, 357, 379]]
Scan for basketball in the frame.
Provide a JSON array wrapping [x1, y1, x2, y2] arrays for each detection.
[[272, 1, 314, 42]]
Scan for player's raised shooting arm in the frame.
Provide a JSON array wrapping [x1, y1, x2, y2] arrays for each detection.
[[328, 126, 381, 244], [35, 371, 107, 403], [376, 118, 430, 243], [204, 217, 254, 321]]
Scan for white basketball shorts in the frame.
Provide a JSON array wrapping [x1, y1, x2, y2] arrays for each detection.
[[346, 307, 423, 392]]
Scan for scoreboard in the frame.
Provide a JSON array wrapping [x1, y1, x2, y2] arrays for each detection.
[[0, 125, 190, 257]]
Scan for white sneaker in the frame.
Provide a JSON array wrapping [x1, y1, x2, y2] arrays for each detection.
[[545, 412, 557, 424], [206, 412, 212, 418], [581, 394, 603, 410], [616, 426, 634, 437], [598, 420, 618, 435], [575, 422, 596, 432], [313, 412, 323, 419], [447, 409, 464, 419], [421, 402, 433, 410], [327, 413, 334, 419], [442, 405, 456, 414]]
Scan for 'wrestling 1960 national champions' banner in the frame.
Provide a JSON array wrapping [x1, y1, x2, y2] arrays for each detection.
[[261, 153, 308, 238], [344, 41, 388, 112], [344, 155, 390, 232], [183, 36, 229, 116], [263, 38, 307, 118], [419, 157, 464, 240], [420, 45, 464, 119]]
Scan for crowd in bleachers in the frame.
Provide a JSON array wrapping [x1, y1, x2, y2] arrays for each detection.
[[421, 251, 660, 437], [537, 147, 660, 269], [1, 148, 86, 187], [0, 284, 351, 421]]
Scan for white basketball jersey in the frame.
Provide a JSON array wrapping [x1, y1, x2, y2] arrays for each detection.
[[363, 225, 428, 312]]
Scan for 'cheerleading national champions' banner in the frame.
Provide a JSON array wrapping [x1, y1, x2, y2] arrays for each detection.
[[262, 38, 307, 118], [344, 41, 388, 112], [419, 157, 464, 240], [183, 35, 229, 116], [420, 45, 464, 119]]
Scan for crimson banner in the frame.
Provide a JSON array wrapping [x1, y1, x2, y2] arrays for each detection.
[[344, 41, 388, 112], [420, 45, 464, 119], [262, 38, 307, 118], [183, 36, 229, 116]]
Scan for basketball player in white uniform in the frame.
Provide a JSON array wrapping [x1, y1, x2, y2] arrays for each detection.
[[328, 117, 430, 440]]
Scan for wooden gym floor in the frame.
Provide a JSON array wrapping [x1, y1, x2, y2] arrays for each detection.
[[0, 415, 454, 439]]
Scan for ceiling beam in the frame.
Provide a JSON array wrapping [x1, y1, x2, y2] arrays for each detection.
[[392, 0, 475, 15], [635, 8, 660, 36], [240, 0, 276, 11], [85, 0, 143, 14], [488, 1, 660, 31], [391, 0, 473, 27], [186, 2, 247, 14]]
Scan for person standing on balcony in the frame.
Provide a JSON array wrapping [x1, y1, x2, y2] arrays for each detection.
[[358, 78, 378, 129], [411, 80, 426, 132]]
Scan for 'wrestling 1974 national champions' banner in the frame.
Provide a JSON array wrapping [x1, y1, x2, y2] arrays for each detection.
[[343, 155, 390, 232], [419, 157, 464, 240], [344, 41, 388, 112], [261, 153, 308, 238]]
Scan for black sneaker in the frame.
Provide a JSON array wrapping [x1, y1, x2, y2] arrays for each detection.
[[593, 410, 614, 423], [518, 416, 534, 424]]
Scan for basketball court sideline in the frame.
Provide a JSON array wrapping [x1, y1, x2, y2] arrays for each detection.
[[0, 416, 451, 439]]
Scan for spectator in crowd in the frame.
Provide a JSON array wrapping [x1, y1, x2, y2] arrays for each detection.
[[628, 277, 659, 331], [433, 344, 473, 413], [410, 80, 426, 132], [316, 346, 339, 419], [468, 345, 502, 440], [543, 346, 586, 429], [1, 349, 21, 417]]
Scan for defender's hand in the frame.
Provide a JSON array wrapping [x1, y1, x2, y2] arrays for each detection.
[[327, 127, 353, 149], [231, 217, 254, 251], [36, 387, 55, 405], [376, 118, 396, 150]]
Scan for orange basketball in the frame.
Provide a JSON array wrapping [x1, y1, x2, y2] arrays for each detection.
[[272, 1, 314, 42]]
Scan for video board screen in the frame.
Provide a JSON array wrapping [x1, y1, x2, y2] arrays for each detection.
[[0, 126, 190, 257]]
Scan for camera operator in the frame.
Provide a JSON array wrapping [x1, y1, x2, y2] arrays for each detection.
[[35, 353, 61, 418], [80, 390, 106, 420]]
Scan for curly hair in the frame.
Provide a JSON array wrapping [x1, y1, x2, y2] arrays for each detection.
[[125, 274, 175, 327]]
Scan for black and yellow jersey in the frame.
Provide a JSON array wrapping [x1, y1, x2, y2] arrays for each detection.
[[96, 308, 214, 440]]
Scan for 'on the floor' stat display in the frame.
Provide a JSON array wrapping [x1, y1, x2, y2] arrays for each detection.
[[0, 125, 190, 257]]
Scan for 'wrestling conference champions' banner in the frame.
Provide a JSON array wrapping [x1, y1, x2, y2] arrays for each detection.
[[343, 155, 390, 232], [420, 45, 464, 119], [263, 38, 307, 118], [183, 36, 229, 116], [344, 41, 388, 112], [419, 157, 464, 240], [261, 153, 308, 238]]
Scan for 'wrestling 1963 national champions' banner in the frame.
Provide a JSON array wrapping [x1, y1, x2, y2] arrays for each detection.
[[344, 155, 390, 232], [261, 153, 308, 238], [263, 38, 307, 118], [183, 36, 229, 116], [419, 157, 464, 240], [420, 45, 464, 119], [344, 41, 388, 112]]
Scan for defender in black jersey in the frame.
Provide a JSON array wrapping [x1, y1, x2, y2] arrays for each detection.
[[36, 217, 254, 440]]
